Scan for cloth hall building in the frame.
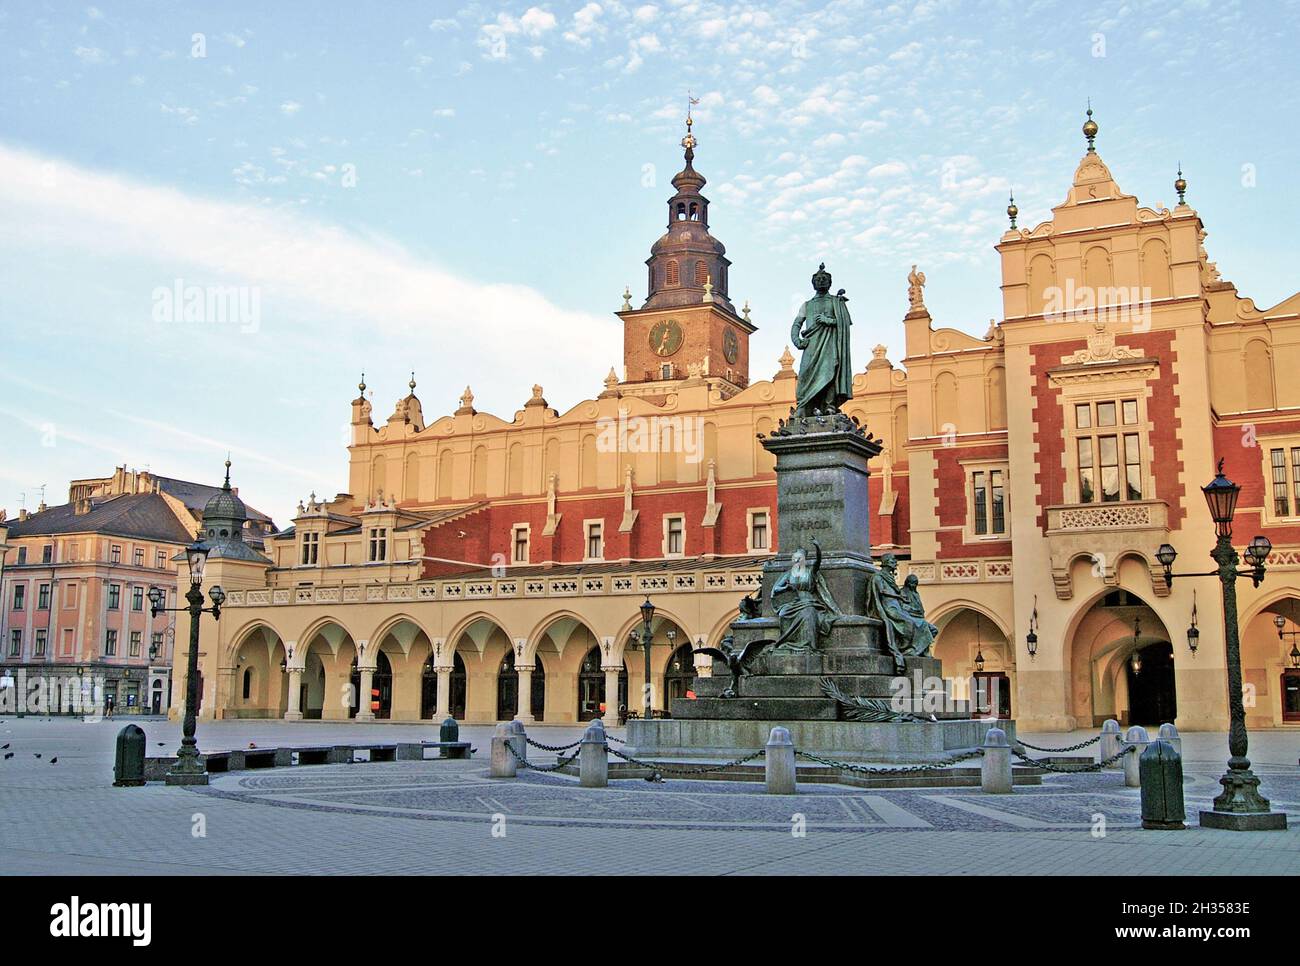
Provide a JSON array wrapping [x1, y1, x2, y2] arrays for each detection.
[[178, 116, 1300, 733]]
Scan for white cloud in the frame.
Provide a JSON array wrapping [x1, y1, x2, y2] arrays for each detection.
[[565, 3, 604, 46], [280, 100, 302, 116], [633, 4, 658, 23], [0, 142, 617, 424], [73, 45, 109, 65]]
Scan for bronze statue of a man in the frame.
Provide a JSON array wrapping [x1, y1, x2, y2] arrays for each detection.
[[790, 263, 854, 417]]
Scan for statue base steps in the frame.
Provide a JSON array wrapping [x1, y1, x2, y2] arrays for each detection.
[[623, 716, 1015, 764]]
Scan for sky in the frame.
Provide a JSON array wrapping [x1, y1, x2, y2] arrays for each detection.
[[1, 0, 1297, 526]]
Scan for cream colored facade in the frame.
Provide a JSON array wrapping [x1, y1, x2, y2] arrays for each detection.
[[177, 120, 1300, 732]]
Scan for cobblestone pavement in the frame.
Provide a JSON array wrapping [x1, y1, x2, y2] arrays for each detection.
[[1, 717, 1297, 875]]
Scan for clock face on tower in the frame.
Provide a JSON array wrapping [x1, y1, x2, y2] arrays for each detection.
[[649, 318, 684, 356], [723, 328, 739, 364]]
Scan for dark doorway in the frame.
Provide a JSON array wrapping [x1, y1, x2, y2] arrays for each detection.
[[497, 652, 546, 721], [577, 646, 626, 721], [421, 652, 468, 719], [973, 672, 1012, 718], [663, 643, 696, 712], [1126, 640, 1177, 725], [1282, 669, 1300, 722], [349, 651, 393, 719]]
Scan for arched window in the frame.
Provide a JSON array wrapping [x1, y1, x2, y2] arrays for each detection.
[[242, 667, 252, 700], [1028, 253, 1055, 315], [1141, 238, 1172, 300], [1244, 339, 1275, 411], [666, 260, 679, 286], [471, 445, 488, 496], [695, 260, 709, 285], [987, 367, 1007, 430], [507, 442, 524, 494], [580, 434, 597, 489], [403, 455, 419, 502], [676, 203, 687, 221], [934, 372, 959, 434], [689, 203, 699, 221], [437, 450, 453, 500]]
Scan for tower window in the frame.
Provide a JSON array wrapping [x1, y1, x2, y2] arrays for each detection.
[[689, 203, 699, 221], [666, 260, 679, 286], [695, 261, 709, 285], [676, 203, 687, 221]]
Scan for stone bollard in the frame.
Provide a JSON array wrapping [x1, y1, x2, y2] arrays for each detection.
[[489, 723, 517, 779], [1123, 725, 1149, 788], [1156, 722, 1182, 759], [579, 718, 608, 788], [113, 724, 147, 787], [1139, 740, 1186, 830], [507, 720, 527, 766], [764, 726, 797, 795], [1099, 719, 1122, 769], [981, 726, 1013, 794]]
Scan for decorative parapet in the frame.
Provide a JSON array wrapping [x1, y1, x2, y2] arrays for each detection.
[[221, 565, 769, 608], [902, 559, 1011, 583], [1044, 500, 1170, 599]]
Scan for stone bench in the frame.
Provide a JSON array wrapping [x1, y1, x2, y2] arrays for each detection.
[[422, 740, 474, 759]]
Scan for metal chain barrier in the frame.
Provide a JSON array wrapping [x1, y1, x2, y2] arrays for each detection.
[[794, 747, 985, 775], [504, 742, 580, 772], [606, 745, 766, 777], [1013, 734, 1102, 753], [1012, 745, 1133, 773], [524, 736, 582, 753]]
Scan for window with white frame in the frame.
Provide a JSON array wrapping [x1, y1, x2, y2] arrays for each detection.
[[155, 549, 167, 569], [971, 467, 1008, 536], [585, 521, 604, 560], [110, 544, 122, 564], [748, 509, 770, 552], [34, 629, 47, 657], [129, 631, 142, 657], [512, 525, 530, 564], [133, 547, 144, 567], [663, 515, 685, 557], [300, 531, 320, 566], [8, 630, 20, 657], [1070, 398, 1144, 503], [1259, 438, 1300, 523], [104, 629, 117, 656], [367, 527, 388, 562]]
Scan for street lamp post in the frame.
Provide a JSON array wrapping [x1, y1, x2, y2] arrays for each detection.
[[1156, 459, 1287, 830], [148, 542, 224, 787], [639, 596, 655, 721]]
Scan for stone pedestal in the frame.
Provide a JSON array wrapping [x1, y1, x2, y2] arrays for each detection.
[[759, 422, 882, 614], [623, 419, 1013, 768]]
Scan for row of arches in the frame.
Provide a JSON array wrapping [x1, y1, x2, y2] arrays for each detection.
[[1025, 238, 1175, 316], [932, 367, 1006, 435], [226, 611, 707, 724]]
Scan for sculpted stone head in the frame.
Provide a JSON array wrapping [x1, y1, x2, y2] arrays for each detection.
[[880, 552, 898, 573]]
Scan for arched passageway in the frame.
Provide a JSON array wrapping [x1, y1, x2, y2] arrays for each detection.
[[497, 652, 546, 721], [1068, 589, 1175, 727], [578, 646, 626, 721]]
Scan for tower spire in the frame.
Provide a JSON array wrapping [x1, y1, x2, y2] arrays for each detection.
[[1083, 99, 1098, 153], [681, 91, 700, 162]]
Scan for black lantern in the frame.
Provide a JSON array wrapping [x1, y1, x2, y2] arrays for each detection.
[[1201, 459, 1240, 538], [1291, 644, 1300, 669], [973, 615, 985, 672], [1187, 591, 1200, 654], [1130, 615, 1143, 674], [1025, 596, 1039, 658], [184, 541, 210, 585], [640, 595, 655, 628], [1156, 542, 1178, 585]]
